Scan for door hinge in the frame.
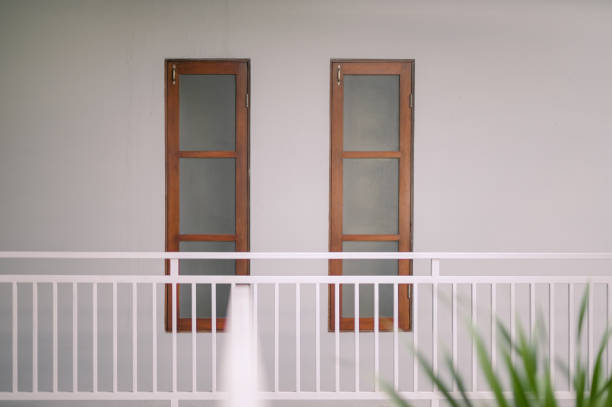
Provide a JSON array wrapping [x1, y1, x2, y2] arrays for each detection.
[[171, 64, 176, 85], [337, 64, 342, 86], [245, 93, 249, 108], [409, 93, 414, 108]]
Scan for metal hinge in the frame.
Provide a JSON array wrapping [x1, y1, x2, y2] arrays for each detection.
[[409, 93, 414, 108], [337, 64, 341, 86], [171, 65, 176, 85], [246, 93, 249, 108]]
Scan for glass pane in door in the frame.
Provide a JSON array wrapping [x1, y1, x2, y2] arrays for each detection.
[[179, 158, 235, 234], [343, 75, 399, 151], [343, 158, 399, 234], [179, 74, 236, 151]]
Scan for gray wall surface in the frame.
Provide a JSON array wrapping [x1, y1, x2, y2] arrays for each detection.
[[1, 0, 612, 406]]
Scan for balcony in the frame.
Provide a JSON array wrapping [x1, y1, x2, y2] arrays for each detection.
[[1, 251, 612, 405]]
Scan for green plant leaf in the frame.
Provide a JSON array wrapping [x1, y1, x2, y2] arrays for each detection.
[[543, 365, 558, 407], [587, 326, 612, 406], [381, 381, 413, 407], [469, 324, 510, 407], [413, 348, 463, 407], [577, 285, 589, 343], [515, 324, 538, 395], [444, 353, 474, 407], [501, 348, 530, 407]]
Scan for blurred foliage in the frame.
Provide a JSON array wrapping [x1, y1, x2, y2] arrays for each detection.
[[385, 287, 612, 407]]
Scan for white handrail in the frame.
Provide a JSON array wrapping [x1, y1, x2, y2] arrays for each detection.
[[1, 251, 612, 260], [1, 274, 611, 284]]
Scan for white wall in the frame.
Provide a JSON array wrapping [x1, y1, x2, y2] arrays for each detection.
[[1, 0, 612, 405]]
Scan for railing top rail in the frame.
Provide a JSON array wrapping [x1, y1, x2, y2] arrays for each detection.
[[1, 274, 612, 284], [1, 251, 612, 260]]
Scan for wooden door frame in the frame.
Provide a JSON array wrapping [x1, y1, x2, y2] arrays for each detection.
[[165, 59, 250, 332], [328, 59, 414, 332]]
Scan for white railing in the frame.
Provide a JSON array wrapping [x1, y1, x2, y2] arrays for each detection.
[[1, 251, 612, 405]]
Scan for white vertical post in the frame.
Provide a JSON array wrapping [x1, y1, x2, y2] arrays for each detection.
[[252, 284, 258, 390], [431, 259, 440, 278], [530, 283, 536, 339], [152, 283, 157, 393], [433, 283, 438, 389], [432, 259, 439, 391], [274, 282, 279, 392], [413, 283, 418, 392], [315, 282, 321, 393], [588, 282, 594, 380], [569, 283, 575, 389], [609, 283, 612, 375], [170, 259, 178, 394], [211, 283, 217, 392], [492, 283, 496, 369], [112, 281, 118, 393], [12, 282, 18, 392], [133, 283, 138, 393], [550, 283, 555, 382], [335, 283, 340, 392], [393, 282, 399, 391], [472, 283, 477, 391], [354, 283, 360, 392], [72, 282, 77, 392], [374, 282, 380, 391], [52, 282, 58, 393], [510, 283, 516, 367], [191, 283, 196, 392], [93, 283, 97, 392], [452, 283, 457, 391], [33, 282, 38, 393], [295, 283, 301, 392]]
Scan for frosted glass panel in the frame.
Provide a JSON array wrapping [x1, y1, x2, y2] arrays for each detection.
[[179, 74, 236, 151], [343, 159, 398, 234], [342, 241, 398, 318], [179, 158, 235, 234], [343, 75, 399, 151], [179, 241, 235, 319]]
